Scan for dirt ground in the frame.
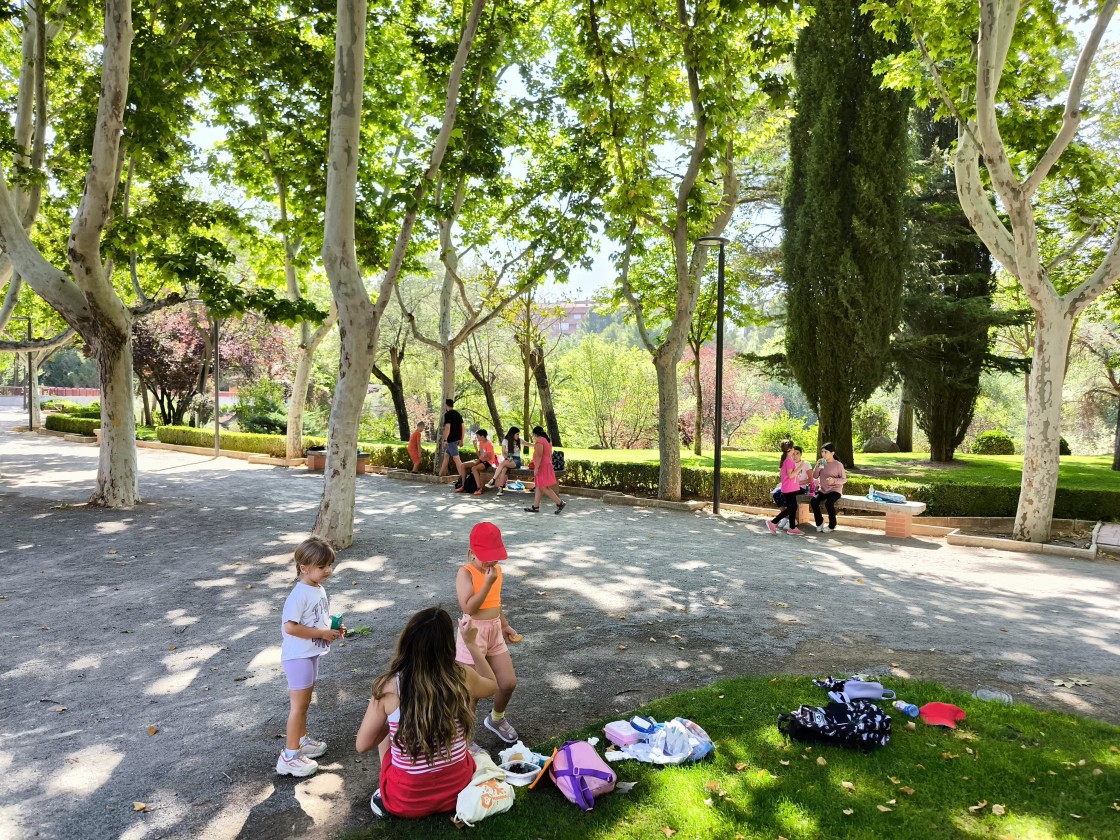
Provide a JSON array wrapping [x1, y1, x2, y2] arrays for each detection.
[[1, 410, 1118, 840]]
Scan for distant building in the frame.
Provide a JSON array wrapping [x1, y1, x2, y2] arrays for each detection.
[[545, 300, 595, 339]]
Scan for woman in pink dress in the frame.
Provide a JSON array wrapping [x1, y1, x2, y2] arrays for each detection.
[[525, 426, 565, 514]]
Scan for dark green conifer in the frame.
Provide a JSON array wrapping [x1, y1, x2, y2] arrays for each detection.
[[782, 0, 910, 466]]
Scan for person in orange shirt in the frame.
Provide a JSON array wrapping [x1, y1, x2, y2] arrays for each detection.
[[458, 429, 497, 495], [407, 420, 426, 473], [454, 522, 521, 748]]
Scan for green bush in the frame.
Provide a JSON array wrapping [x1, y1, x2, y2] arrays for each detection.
[[971, 430, 1015, 455], [852, 403, 892, 447], [156, 425, 316, 458], [44, 415, 100, 435], [562, 458, 1120, 521], [1059, 436, 1072, 456], [41, 399, 82, 414], [239, 412, 287, 435]]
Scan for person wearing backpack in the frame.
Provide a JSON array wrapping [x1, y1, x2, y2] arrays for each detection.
[[356, 607, 497, 819], [524, 426, 565, 514]]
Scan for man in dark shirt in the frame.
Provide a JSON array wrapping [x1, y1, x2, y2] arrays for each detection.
[[439, 397, 465, 480]]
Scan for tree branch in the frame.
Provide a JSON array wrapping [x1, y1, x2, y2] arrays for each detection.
[[953, 123, 1018, 273], [904, 0, 981, 149], [618, 223, 655, 353], [1045, 219, 1103, 274], [129, 292, 185, 317], [1023, 0, 1117, 197], [0, 326, 75, 352], [1063, 224, 1120, 318]]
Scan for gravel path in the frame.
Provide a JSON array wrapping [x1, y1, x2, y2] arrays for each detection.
[[1, 410, 1117, 840]]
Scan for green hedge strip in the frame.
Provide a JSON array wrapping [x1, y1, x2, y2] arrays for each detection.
[[44, 415, 100, 435], [146, 428, 1118, 521]]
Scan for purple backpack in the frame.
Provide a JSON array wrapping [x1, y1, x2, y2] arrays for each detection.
[[549, 740, 616, 811]]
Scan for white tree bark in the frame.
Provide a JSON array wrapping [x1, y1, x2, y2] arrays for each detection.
[[0, 0, 137, 506], [314, 0, 487, 546], [948, 0, 1120, 541]]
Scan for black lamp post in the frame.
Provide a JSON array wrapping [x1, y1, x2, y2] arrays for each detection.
[[697, 235, 729, 514], [10, 315, 33, 431], [212, 318, 221, 457]]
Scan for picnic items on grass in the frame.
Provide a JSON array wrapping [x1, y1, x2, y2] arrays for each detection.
[[453, 752, 515, 827]]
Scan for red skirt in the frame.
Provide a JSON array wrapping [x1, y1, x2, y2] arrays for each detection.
[[380, 750, 475, 818]]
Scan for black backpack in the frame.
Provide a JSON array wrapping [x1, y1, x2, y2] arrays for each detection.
[[778, 700, 891, 750], [551, 449, 565, 473]]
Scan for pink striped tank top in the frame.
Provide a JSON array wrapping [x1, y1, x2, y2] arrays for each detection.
[[387, 676, 468, 774]]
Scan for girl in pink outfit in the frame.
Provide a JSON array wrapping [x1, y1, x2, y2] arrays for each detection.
[[769, 446, 804, 535], [524, 426, 565, 514]]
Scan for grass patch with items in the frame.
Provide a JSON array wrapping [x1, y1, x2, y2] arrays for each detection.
[[349, 675, 1120, 840]]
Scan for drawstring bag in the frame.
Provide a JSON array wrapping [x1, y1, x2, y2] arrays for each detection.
[[454, 753, 515, 827]]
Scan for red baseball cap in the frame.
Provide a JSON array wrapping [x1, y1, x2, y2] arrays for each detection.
[[919, 702, 966, 728], [470, 521, 507, 563]]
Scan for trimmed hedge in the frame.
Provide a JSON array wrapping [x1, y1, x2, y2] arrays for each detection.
[[154, 427, 478, 468], [972, 430, 1015, 455], [144, 430, 1119, 521], [44, 414, 100, 435], [562, 459, 1120, 521]]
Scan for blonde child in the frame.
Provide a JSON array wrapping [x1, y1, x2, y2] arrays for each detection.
[[276, 536, 344, 777], [454, 522, 521, 746]]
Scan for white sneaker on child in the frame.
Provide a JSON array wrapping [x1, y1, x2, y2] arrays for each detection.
[[777, 518, 788, 529], [276, 752, 318, 777], [299, 735, 327, 758]]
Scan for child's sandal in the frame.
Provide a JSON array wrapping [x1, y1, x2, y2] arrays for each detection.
[[524, 505, 540, 513], [555, 502, 566, 514]]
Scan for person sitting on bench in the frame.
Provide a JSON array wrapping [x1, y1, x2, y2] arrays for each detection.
[[459, 429, 497, 495]]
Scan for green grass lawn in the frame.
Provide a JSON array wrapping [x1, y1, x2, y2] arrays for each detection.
[[555, 448, 1118, 493], [349, 676, 1118, 840]]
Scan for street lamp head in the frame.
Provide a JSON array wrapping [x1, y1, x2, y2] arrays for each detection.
[[697, 236, 730, 246]]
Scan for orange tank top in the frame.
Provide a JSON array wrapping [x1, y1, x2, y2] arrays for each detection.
[[463, 563, 502, 611]]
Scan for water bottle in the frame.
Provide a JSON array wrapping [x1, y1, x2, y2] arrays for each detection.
[[867, 484, 875, 501], [893, 700, 919, 718]]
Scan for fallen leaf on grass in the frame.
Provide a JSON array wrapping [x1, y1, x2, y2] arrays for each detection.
[[968, 801, 988, 813], [841, 781, 855, 791], [734, 763, 747, 772], [877, 804, 892, 812], [1093, 768, 1103, 775], [703, 798, 713, 807], [817, 756, 827, 766], [965, 748, 974, 755], [615, 782, 637, 793], [888, 776, 901, 784], [779, 760, 790, 766], [991, 804, 1006, 816], [1069, 813, 1082, 819], [133, 802, 147, 812], [899, 786, 915, 795], [1109, 745, 1118, 753], [905, 721, 916, 730], [705, 781, 722, 791], [842, 809, 854, 816], [662, 827, 676, 838], [941, 752, 959, 760], [1048, 770, 1057, 776], [1110, 801, 1119, 811], [915, 764, 925, 769], [148, 725, 158, 736], [887, 799, 897, 805]]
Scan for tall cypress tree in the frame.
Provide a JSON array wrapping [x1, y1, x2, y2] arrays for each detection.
[[783, 0, 910, 467], [895, 112, 1002, 462]]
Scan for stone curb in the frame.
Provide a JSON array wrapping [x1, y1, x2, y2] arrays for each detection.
[[946, 528, 1100, 560]]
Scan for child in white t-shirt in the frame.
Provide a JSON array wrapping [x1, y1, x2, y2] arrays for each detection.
[[276, 536, 344, 778]]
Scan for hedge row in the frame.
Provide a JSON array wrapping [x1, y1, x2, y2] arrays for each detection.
[[154, 426, 479, 467], [142, 432, 1119, 521], [44, 415, 100, 435], [562, 460, 1120, 522]]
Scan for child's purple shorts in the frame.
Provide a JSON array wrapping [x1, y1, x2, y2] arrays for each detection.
[[282, 655, 320, 690]]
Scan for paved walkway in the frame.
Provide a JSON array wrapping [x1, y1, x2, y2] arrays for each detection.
[[1, 410, 1118, 840]]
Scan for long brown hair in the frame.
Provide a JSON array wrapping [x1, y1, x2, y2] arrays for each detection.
[[372, 607, 474, 764]]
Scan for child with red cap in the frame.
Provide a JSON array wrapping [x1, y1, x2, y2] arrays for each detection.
[[454, 521, 522, 748]]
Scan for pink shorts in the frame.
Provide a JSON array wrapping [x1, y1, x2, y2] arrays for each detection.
[[282, 655, 320, 690], [455, 617, 508, 664]]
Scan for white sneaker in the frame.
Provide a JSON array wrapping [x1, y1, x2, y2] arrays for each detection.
[[299, 735, 327, 758], [777, 518, 788, 529], [821, 526, 833, 534], [370, 789, 385, 817], [815, 524, 824, 533], [277, 751, 318, 777], [485, 480, 496, 488]]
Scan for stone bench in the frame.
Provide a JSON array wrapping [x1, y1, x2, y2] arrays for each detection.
[[794, 493, 927, 538]]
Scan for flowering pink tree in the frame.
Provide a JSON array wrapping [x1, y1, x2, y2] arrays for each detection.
[[681, 348, 782, 449]]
